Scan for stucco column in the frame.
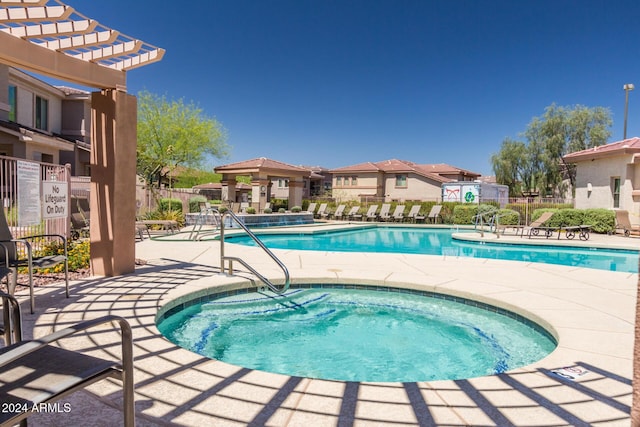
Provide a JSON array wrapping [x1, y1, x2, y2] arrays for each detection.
[[90, 89, 136, 276], [251, 178, 269, 211], [288, 179, 304, 209], [222, 177, 237, 204]]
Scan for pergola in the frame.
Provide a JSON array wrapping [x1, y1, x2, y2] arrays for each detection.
[[215, 157, 310, 210], [0, 0, 164, 276]]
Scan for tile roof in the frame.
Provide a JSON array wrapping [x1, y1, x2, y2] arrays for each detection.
[[330, 159, 481, 183], [564, 137, 640, 161], [215, 157, 310, 174]]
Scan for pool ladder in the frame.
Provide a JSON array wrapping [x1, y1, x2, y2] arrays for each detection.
[[219, 210, 291, 294]]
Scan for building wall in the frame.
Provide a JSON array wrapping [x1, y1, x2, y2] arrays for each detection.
[[383, 173, 442, 201], [573, 155, 637, 212], [10, 70, 64, 134], [332, 172, 381, 201], [0, 64, 8, 121]]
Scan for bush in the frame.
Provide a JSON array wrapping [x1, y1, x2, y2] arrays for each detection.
[[452, 205, 478, 224], [188, 195, 207, 213], [263, 207, 272, 214], [158, 198, 183, 212], [584, 208, 615, 233], [495, 208, 520, 225], [26, 239, 90, 273], [145, 209, 185, 227], [246, 207, 256, 214], [278, 208, 286, 213], [291, 206, 302, 213]]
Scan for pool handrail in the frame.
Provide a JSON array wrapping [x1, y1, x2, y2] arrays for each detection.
[[189, 202, 221, 240], [472, 208, 499, 236], [219, 210, 291, 294]]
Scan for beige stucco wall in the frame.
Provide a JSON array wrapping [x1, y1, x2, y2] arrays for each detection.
[[332, 172, 381, 201], [383, 173, 442, 201], [10, 70, 63, 134], [573, 154, 638, 214]]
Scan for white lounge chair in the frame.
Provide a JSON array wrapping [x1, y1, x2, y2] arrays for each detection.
[[391, 205, 406, 222], [305, 202, 317, 214], [378, 204, 392, 221], [427, 205, 442, 223], [405, 205, 425, 223], [365, 205, 379, 221], [347, 206, 362, 221], [315, 203, 328, 219], [330, 204, 346, 220]]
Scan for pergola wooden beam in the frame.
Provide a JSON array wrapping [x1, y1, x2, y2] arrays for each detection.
[[0, 0, 164, 88], [0, 29, 125, 88]]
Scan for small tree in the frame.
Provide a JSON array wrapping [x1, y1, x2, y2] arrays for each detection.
[[491, 104, 612, 197], [137, 91, 229, 194]]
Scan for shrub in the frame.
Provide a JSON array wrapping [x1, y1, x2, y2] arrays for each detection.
[[291, 206, 302, 213], [278, 208, 286, 213], [246, 207, 256, 214], [452, 205, 478, 224], [145, 209, 185, 227], [27, 239, 90, 274], [495, 208, 520, 225], [584, 208, 615, 233], [263, 207, 272, 214], [158, 198, 183, 212], [188, 195, 208, 213]]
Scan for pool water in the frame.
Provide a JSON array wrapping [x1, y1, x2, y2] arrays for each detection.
[[157, 287, 557, 382], [226, 227, 638, 273]]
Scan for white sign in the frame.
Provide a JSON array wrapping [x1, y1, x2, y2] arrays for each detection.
[[17, 161, 41, 226], [42, 181, 68, 219]]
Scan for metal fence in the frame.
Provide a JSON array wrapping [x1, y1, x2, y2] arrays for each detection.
[[0, 155, 70, 240]]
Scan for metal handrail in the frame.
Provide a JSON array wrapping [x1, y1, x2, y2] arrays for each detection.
[[472, 208, 499, 236], [189, 204, 221, 240], [219, 210, 290, 294]]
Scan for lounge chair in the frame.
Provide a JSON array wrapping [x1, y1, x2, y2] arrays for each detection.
[[70, 212, 90, 240], [365, 205, 379, 221], [0, 295, 135, 427], [305, 202, 317, 214], [315, 203, 328, 219], [427, 205, 442, 223], [523, 211, 556, 238], [347, 206, 362, 221], [614, 210, 640, 237], [329, 204, 346, 220], [391, 205, 406, 222], [405, 205, 425, 223], [378, 204, 392, 221], [0, 207, 68, 314]]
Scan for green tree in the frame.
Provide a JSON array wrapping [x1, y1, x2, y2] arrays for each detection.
[[136, 91, 229, 188], [491, 104, 612, 197], [490, 138, 527, 195]]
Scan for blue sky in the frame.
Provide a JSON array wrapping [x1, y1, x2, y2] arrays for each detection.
[[51, 0, 640, 175]]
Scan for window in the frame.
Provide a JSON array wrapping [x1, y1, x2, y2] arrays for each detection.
[[351, 176, 357, 186], [35, 96, 48, 130], [612, 177, 621, 208], [395, 174, 407, 187], [8, 85, 16, 122], [336, 176, 342, 186]]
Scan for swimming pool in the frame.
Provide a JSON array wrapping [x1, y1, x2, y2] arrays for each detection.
[[226, 227, 639, 273], [157, 285, 557, 382]]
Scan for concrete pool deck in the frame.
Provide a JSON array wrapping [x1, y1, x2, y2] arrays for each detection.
[[14, 224, 640, 426]]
